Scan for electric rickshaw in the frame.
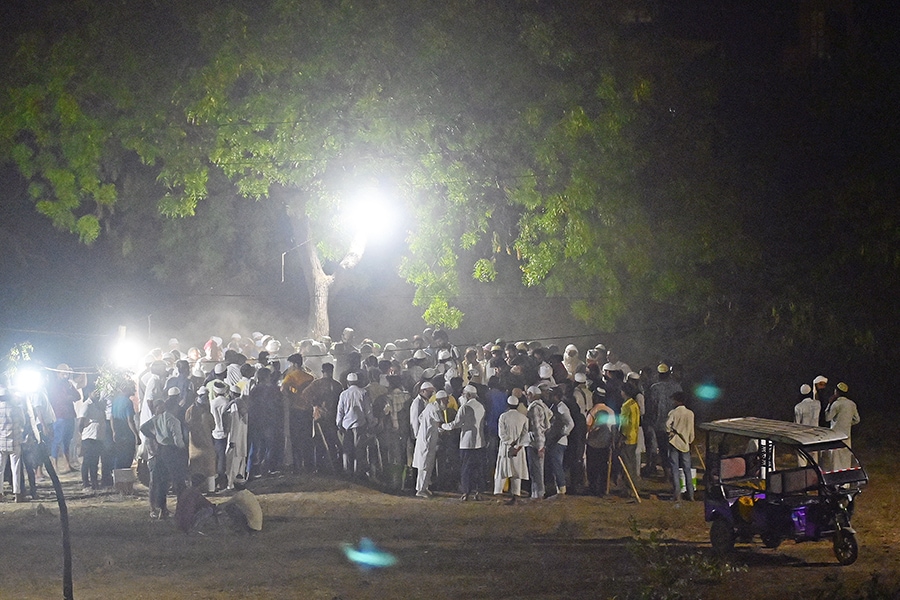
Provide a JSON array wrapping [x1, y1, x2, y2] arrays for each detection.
[[700, 417, 867, 565]]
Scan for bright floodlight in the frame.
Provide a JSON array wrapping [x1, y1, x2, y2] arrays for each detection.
[[14, 366, 44, 394], [112, 338, 142, 370], [346, 186, 395, 240]]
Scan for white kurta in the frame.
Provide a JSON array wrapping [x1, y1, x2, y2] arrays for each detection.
[[494, 409, 530, 480], [412, 403, 444, 470], [226, 403, 249, 487]]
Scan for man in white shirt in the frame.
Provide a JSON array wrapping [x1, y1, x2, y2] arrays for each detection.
[[794, 384, 820, 426], [442, 385, 486, 500], [665, 391, 695, 502]]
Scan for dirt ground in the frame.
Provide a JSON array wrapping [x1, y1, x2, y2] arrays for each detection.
[[2, 433, 899, 600]]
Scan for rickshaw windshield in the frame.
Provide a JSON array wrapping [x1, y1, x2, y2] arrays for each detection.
[[802, 442, 866, 485]]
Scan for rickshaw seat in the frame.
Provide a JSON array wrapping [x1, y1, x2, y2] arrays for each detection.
[[720, 456, 746, 480], [768, 467, 818, 495]]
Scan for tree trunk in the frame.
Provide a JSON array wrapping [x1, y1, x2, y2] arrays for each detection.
[[302, 239, 335, 340]]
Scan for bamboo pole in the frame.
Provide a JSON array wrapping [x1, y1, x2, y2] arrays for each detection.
[[618, 455, 642, 503]]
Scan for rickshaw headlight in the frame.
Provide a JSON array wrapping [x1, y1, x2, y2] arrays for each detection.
[[837, 495, 851, 509]]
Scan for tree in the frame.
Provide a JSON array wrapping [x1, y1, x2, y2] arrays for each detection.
[[1, 0, 757, 345]]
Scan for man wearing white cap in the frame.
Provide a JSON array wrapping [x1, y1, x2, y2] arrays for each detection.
[[409, 382, 434, 445], [825, 382, 859, 447], [441, 385, 486, 500], [336, 372, 375, 477], [794, 384, 820, 426], [824, 382, 859, 471], [413, 390, 449, 497], [493, 395, 530, 499], [525, 386, 552, 500]]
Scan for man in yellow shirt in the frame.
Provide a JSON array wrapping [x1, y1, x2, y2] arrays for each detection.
[[619, 383, 641, 489]]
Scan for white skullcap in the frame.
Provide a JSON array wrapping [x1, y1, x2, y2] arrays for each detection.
[[413, 350, 428, 360], [435, 390, 448, 399], [813, 375, 828, 385], [347, 372, 358, 382], [800, 384, 812, 395], [437, 349, 451, 361], [626, 371, 640, 380], [420, 381, 435, 391], [539, 364, 552, 378], [526, 386, 542, 396], [507, 395, 519, 406], [384, 343, 397, 351], [214, 363, 227, 374], [422, 368, 436, 379], [602, 363, 615, 371], [574, 373, 587, 383], [463, 385, 477, 395], [167, 387, 181, 397]]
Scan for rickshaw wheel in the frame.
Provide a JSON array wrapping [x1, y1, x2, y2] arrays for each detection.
[[710, 517, 735, 555], [833, 530, 858, 565], [761, 531, 782, 549]]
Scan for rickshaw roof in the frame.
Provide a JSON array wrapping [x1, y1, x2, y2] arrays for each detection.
[[699, 417, 848, 446]]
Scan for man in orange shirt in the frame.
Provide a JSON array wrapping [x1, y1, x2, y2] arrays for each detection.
[[281, 353, 313, 471]]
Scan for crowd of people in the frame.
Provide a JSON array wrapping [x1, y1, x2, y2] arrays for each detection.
[[0, 327, 860, 518]]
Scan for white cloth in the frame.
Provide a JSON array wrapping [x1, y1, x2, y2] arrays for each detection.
[[825, 396, 860, 447], [552, 401, 574, 446], [526, 399, 552, 449], [572, 385, 592, 416], [226, 403, 248, 487], [444, 398, 485, 449], [494, 409, 529, 480], [209, 395, 229, 440], [665, 405, 695, 453], [335, 385, 374, 430], [794, 397, 821, 426], [409, 395, 428, 439], [412, 403, 444, 470]]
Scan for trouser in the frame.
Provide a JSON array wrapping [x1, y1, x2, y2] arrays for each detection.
[[643, 425, 659, 473], [585, 445, 611, 495], [342, 426, 369, 476], [564, 437, 585, 490], [81, 438, 102, 489], [290, 409, 315, 472], [100, 421, 115, 486], [669, 446, 694, 500], [52, 418, 74, 461], [112, 428, 137, 470], [459, 447, 484, 494], [655, 430, 672, 476], [526, 446, 545, 498], [213, 438, 227, 485], [149, 445, 186, 512], [493, 476, 522, 496], [621, 442, 640, 489], [416, 450, 437, 493], [546, 443, 566, 492], [0, 449, 22, 495]]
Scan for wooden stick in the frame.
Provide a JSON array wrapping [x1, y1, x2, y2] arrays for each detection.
[[605, 448, 613, 495], [618, 456, 642, 503], [693, 443, 706, 471]]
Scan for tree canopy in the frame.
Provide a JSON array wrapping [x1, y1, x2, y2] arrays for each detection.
[[2, 0, 898, 411]]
